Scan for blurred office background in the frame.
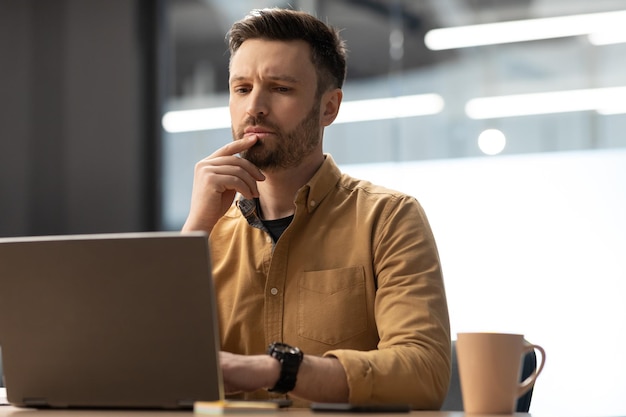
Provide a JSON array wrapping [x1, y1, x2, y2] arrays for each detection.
[[1, 0, 625, 415]]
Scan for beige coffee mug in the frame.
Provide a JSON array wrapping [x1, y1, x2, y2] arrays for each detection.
[[456, 332, 546, 414]]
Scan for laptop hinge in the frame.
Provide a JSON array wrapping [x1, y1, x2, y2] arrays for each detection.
[[23, 398, 50, 407]]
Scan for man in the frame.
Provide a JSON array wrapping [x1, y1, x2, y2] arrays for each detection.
[[182, 8, 450, 409]]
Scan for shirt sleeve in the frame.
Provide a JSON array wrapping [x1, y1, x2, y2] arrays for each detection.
[[324, 195, 451, 409]]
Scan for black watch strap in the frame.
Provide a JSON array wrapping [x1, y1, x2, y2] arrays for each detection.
[[267, 342, 304, 394]]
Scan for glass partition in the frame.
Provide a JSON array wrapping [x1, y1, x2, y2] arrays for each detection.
[[160, 4, 626, 414], [162, 0, 626, 229]]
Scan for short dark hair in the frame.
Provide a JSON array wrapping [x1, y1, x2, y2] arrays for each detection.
[[227, 8, 347, 94]]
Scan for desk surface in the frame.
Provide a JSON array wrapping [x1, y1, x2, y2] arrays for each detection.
[[0, 407, 535, 417]]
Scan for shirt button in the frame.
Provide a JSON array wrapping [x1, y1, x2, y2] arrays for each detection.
[[266, 236, 272, 243], [270, 287, 279, 296], [310, 200, 317, 207]]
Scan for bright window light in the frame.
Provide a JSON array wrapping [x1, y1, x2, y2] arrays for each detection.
[[424, 10, 626, 50], [466, 86, 626, 119], [162, 94, 444, 133]]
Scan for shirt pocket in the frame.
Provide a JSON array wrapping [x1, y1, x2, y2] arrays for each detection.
[[298, 266, 367, 345]]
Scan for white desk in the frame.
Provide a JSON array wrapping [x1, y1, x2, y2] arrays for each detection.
[[0, 408, 536, 417]]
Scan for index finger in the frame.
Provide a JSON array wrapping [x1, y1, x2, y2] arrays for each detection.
[[210, 136, 258, 158]]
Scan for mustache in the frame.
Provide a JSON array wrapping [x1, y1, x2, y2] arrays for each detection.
[[245, 115, 278, 129], [237, 116, 281, 138]]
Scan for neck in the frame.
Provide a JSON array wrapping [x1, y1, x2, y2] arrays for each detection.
[[257, 153, 324, 220]]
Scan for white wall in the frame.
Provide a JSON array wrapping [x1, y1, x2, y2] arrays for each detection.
[[342, 148, 626, 416]]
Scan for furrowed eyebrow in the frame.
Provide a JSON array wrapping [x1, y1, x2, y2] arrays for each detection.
[[229, 75, 246, 83], [268, 75, 300, 84], [229, 74, 300, 84]]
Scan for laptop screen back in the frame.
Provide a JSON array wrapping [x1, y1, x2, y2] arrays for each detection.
[[0, 232, 223, 409]]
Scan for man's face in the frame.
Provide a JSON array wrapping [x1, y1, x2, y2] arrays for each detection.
[[229, 39, 322, 171]]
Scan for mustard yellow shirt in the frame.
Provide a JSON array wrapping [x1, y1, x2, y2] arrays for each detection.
[[209, 155, 451, 409]]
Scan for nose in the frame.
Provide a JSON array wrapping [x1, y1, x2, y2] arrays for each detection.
[[246, 89, 269, 118]]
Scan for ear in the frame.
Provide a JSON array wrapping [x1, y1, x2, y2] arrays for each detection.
[[320, 88, 343, 127]]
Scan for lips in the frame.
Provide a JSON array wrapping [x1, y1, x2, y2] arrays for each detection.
[[244, 126, 275, 139]]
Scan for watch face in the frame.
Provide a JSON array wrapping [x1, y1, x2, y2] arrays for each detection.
[[273, 343, 299, 354], [267, 342, 303, 359]]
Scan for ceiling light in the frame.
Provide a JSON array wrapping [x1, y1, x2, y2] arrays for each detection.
[[162, 94, 445, 133], [333, 94, 444, 124], [588, 31, 626, 46], [424, 10, 626, 50], [478, 129, 506, 156], [162, 107, 231, 133], [466, 86, 626, 119]]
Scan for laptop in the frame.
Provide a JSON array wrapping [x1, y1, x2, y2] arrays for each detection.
[[0, 231, 223, 409]]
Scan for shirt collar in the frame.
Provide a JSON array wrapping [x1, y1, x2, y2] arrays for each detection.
[[236, 197, 268, 232], [237, 154, 342, 218], [294, 154, 342, 213]]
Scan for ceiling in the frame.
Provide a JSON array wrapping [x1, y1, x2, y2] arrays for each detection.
[[166, 0, 626, 97]]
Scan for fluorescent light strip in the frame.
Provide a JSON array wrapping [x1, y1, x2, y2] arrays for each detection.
[[425, 10, 626, 50], [334, 94, 444, 124], [162, 107, 231, 133], [466, 86, 626, 119], [162, 94, 444, 133], [588, 31, 626, 46]]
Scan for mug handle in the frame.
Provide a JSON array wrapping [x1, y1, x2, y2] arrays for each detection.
[[517, 342, 546, 397]]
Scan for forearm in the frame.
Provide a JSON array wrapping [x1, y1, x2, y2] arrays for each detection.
[[220, 351, 348, 403], [290, 355, 349, 403]]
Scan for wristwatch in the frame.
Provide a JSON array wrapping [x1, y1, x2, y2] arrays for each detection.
[[266, 342, 304, 394]]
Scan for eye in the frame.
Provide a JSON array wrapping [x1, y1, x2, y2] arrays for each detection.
[[230, 83, 251, 94], [233, 86, 250, 94], [274, 86, 291, 93]]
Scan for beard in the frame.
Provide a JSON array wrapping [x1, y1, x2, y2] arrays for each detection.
[[232, 101, 322, 171]]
